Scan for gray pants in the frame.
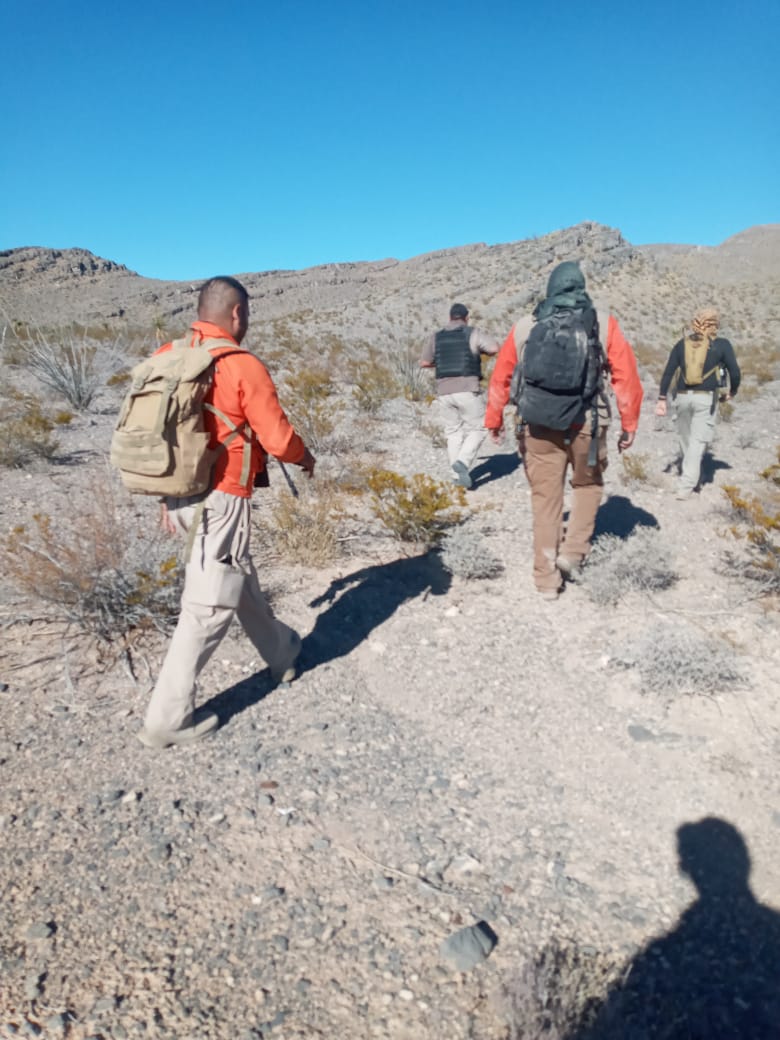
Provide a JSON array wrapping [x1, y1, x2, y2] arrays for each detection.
[[438, 391, 486, 472], [144, 490, 299, 733], [676, 392, 716, 492]]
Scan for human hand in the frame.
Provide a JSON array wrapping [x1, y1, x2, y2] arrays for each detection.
[[488, 427, 503, 445], [298, 448, 316, 478], [655, 399, 667, 417], [159, 503, 176, 534], [618, 430, 635, 453]]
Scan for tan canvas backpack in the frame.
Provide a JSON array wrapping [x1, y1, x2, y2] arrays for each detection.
[[110, 337, 252, 497]]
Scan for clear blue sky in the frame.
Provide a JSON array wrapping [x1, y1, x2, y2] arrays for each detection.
[[2, 0, 777, 281]]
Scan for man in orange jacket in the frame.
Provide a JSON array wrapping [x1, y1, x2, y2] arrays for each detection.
[[139, 276, 315, 748], [485, 262, 643, 599]]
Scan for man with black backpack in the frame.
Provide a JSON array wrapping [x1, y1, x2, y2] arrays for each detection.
[[420, 303, 499, 489], [655, 308, 740, 499], [129, 276, 315, 748], [485, 261, 643, 599]]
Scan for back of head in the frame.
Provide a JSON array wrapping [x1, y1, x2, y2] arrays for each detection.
[[449, 302, 469, 321], [198, 276, 249, 326], [546, 261, 586, 299], [691, 307, 720, 340]]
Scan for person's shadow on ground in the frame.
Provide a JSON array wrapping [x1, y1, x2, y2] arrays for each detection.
[[470, 451, 520, 490], [301, 550, 451, 670], [205, 551, 451, 726], [567, 817, 780, 1039], [700, 452, 732, 487], [592, 494, 659, 539]]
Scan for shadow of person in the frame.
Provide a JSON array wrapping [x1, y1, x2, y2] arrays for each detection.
[[470, 451, 520, 489], [302, 550, 451, 671], [592, 494, 659, 540], [699, 452, 732, 487], [201, 552, 451, 729], [569, 817, 780, 1039]]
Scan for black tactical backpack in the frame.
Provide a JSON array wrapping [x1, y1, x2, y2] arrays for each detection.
[[510, 306, 606, 430]]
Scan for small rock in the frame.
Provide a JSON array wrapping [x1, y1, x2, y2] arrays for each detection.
[[0, 682, 10, 692], [43, 1013, 68, 1036], [440, 921, 498, 971], [628, 724, 656, 742], [26, 921, 56, 940]]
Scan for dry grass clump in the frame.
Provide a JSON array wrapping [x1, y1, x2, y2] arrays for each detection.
[[1, 482, 182, 641], [367, 468, 465, 545], [351, 353, 400, 414], [611, 619, 748, 697], [392, 348, 434, 403], [440, 524, 503, 579], [22, 324, 121, 411], [619, 451, 651, 486], [721, 459, 780, 595], [283, 365, 345, 453], [0, 391, 60, 466], [261, 486, 342, 567], [580, 528, 678, 605], [504, 938, 625, 1039]]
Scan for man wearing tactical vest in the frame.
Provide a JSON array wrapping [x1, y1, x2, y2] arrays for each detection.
[[420, 303, 499, 489], [485, 262, 643, 600], [138, 276, 316, 749], [656, 308, 740, 499]]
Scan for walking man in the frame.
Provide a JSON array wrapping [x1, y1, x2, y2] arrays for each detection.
[[138, 276, 315, 748], [655, 308, 740, 499], [420, 303, 499, 489], [485, 261, 643, 599]]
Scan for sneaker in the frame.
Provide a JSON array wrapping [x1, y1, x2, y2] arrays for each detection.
[[137, 708, 219, 750], [271, 631, 302, 685], [675, 488, 694, 501], [451, 461, 473, 490], [556, 555, 581, 580]]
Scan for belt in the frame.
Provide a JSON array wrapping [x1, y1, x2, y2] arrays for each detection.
[[681, 389, 714, 395]]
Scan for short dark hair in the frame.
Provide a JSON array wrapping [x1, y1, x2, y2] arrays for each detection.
[[450, 303, 468, 320], [198, 276, 249, 317]]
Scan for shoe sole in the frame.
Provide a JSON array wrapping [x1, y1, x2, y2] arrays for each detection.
[[271, 633, 302, 686]]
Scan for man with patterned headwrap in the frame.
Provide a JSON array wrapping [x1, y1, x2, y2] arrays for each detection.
[[656, 308, 740, 499]]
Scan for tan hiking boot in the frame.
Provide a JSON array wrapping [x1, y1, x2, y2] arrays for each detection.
[[137, 708, 219, 750], [556, 554, 582, 579], [271, 631, 302, 686]]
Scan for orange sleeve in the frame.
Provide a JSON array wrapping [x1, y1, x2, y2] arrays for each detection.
[[236, 356, 306, 464], [484, 329, 518, 430], [606, 316, 643, 432]]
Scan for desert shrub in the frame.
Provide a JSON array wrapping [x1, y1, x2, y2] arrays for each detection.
[[439, 524, 503, 579], [417, 419, 446, 449], [262, 487, 341, 567], [392, 348, 433, 403], [1, 482, 182, 641], [367, 468, 465, 545], [721, 477, 780, 594], [23, 326, 108, 410], [619, 451, 650, 486], [610, 619, 748, 696], [107, 369, 131, 387], [580, 528, 678, 605], [283, 365, 345, 452], [0, 392, 60, 466], [351, 355, 400, 413], [504, 939, 624, 1039]]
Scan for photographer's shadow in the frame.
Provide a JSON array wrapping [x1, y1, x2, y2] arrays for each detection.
[[570, 817, 780, 1039], [593, 494, 658, 539]]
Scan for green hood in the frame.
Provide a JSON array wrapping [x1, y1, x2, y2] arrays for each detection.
[[534, 261, 593, 319]]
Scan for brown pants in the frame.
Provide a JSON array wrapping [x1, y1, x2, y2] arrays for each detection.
[[523, 424, 607, 592]]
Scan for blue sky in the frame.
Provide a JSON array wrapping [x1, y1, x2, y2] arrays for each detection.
[[1, 0, 777, 281]]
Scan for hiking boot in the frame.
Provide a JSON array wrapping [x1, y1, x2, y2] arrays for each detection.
[[451, 461, 473, 490], [271, 631, 302, 686], [538, 587, 560, 601], [137, 708, 219, 750], [556, 554, 582, 580], [675, 488, 694, 501]]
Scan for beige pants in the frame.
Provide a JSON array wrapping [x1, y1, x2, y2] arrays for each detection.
[[523, 424, 607, 592], [676, 392, 716, 492], [144, 490, 299, 733], [438, 391, 486, 472]]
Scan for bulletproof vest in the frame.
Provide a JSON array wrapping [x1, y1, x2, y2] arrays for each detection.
[[434, 325, 481, 380]]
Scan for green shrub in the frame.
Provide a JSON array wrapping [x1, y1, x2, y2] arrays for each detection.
[[262, 486, 342, 567], [351, 355, 400, 413], [367, 468, 465, 545]]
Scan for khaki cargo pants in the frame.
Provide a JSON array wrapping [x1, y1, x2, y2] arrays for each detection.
[[523, 424, 608, 593], [144, 490, 299, 734], [676, 391, 716, 493]]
